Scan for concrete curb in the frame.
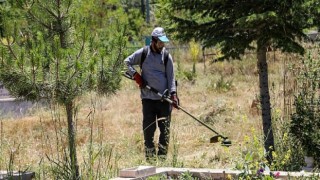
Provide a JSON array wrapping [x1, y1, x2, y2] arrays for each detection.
[[0, 171, 35, 180], [111, 166, 320, 180]]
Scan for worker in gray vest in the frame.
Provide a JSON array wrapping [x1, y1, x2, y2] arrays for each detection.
[[124, 27, 179, 162]]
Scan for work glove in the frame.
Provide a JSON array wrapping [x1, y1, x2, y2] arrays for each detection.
[[170, 93, 179, 109], [133, 72, 145, 88]]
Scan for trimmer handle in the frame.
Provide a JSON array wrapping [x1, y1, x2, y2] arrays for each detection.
[[145, 85, 171, 102], [123, 71, 134, 80]]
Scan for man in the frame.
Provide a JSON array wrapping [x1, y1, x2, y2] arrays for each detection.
[[124, 27, 179, 161]]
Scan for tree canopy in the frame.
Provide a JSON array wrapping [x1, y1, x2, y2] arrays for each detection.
[[158, 0, 320, 59]]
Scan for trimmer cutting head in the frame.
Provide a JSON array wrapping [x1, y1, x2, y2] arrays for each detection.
[[210, 135, 232, 147]]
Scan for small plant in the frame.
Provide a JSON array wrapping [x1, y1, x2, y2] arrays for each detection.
[[208, 76, 234, 92], [176, 59, 197, 83], [189, 39, 200, 63], [189, 39, 200, 75], [179, 171, 198, 180], [147, 173, 168, 179], [182, 70, 197, 82]]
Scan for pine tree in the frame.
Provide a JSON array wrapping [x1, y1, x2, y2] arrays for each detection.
[[0, 0, 127, 179], [157, 0, 320, 163]]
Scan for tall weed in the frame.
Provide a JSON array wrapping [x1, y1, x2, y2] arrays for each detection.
[[271, 108, 304, 171]]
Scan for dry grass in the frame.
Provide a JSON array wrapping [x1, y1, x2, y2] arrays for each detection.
[[0, 50, 300, 178]]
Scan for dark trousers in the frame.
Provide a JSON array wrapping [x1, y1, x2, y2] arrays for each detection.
[[142, 99, 171, 160]]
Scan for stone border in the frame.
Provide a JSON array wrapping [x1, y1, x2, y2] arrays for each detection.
[[111, 166, 320, 180], [0, 171, 35, 180]]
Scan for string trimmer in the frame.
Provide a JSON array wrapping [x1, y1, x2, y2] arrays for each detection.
[[124, 72, 232, 147]]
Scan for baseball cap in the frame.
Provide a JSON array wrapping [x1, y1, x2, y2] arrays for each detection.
[[151, 27, 169, 43]]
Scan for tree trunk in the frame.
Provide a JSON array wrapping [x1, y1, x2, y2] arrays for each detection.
[[66, 101, 80, 180], [141, 0, 145, 17], [146, 0, 150, 23], [257, 46, 275, 164]]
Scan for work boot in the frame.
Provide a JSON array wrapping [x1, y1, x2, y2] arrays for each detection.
[[145, 147, 156, 163], [157, 155, 167, 162], [157, 144, 168, 161]]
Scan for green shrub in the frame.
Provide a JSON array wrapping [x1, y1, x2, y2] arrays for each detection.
[[289, 49, 320, 165], [290, 91, 320, 159]]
